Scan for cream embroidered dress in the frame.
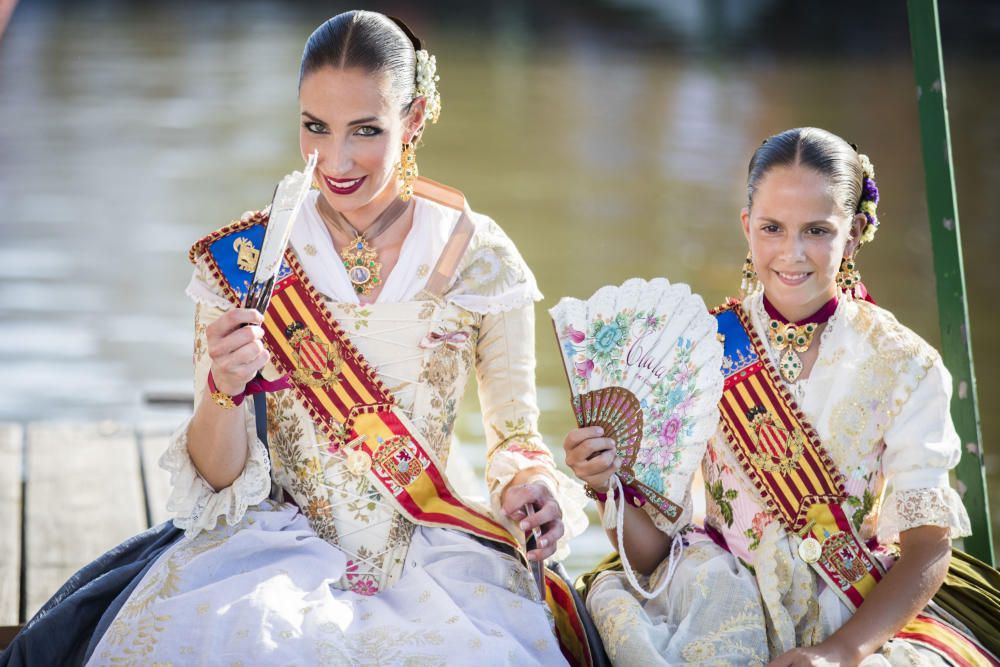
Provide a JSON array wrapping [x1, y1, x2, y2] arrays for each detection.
[[87, 192, 588, 666], [587, 291, 977, 667]]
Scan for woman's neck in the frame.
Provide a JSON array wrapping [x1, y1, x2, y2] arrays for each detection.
[[341, 183, 402, 233]]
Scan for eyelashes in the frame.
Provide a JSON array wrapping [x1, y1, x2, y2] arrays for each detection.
[[301, 122, 384, 137]]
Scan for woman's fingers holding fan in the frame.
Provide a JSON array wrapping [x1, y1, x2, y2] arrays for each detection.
[[562, 426, 604, 453]]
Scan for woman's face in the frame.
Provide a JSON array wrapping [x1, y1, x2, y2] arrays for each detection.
[[741, 164, 864, 320], [299, 66, 423, 215]]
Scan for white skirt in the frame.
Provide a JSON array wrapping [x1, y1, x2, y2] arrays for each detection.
[[87, 501, 566, 666], [587, 533, 980, 667]]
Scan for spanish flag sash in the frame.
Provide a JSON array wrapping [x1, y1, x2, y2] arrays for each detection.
[[193, 177, 594, 667], [713, 301, 884, 609]]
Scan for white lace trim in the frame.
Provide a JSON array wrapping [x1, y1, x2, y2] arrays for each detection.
[[877, 486, 971, 544], [184, 259, 233, 310], [159, 400, 272, 537], [486, 450, 590, 562], [446, 289, 543, 315]]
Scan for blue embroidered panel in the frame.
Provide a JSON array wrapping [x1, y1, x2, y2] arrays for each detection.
[[207, 223, 292, 300], [208, 225, 266, 300], [715, 309, 758, 378]]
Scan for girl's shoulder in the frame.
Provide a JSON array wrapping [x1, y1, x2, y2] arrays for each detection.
[[840, 299, 941, 375]]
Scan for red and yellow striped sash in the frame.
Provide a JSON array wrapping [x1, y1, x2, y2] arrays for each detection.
[[201, 179, 520, 552], [897, 614, 1000, 667], [545, 570, 593, 667], [714, 302, 884, 608]]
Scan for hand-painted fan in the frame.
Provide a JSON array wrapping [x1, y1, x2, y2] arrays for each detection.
[[550, 278, 723, 598], [550, 278, 723, 529]]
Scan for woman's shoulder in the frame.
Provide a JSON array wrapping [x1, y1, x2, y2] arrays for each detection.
[[439, 201, 542, 313]]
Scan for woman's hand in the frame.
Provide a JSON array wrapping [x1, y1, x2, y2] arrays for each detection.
[[206, 308, 269, 396], [767, 641, 860, 667], [563, 426, 620, 492], [501, 472, 564, 562]]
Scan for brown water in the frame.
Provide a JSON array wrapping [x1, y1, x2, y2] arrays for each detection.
[[2, 5, 998, 566]]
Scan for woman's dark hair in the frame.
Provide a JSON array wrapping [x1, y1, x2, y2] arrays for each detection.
[[299, 11, 421, 110], [746, 127, 863, 217]]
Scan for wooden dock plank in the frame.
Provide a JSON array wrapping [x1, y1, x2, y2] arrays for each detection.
[[139, 431, 174, 527], [24, 422, 146, 617], [0, 423, 22, 626]]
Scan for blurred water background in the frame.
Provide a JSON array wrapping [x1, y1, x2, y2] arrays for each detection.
[[1, 0, 998, 571]]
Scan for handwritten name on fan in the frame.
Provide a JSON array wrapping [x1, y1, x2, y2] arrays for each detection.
[[625, 330, 668, 385]]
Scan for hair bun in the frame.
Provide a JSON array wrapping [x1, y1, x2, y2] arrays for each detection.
[[387, 15, 422, 51]]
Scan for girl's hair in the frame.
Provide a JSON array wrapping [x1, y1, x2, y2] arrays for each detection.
[[299, 10, 421, 110], [746, 127, 864, 217]]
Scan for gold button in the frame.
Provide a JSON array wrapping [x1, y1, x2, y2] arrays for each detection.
[[798, 536, 822, 564], [345, 449, 372, 476]]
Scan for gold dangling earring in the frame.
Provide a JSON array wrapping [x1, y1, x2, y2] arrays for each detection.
[[397, 142, 418, 202], [740, 252, 758, 297], [836, 255, 862, 300]]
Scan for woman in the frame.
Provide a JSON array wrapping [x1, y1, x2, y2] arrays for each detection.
[[4, 11, 587, 666], [565, 127, 996, 666]]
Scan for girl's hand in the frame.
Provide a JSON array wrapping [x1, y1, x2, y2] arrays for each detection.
[[767, 641, 861, 667], [563, 426, 620, 492], [501, 476, 564, 562], [206, 308, 269, 396]]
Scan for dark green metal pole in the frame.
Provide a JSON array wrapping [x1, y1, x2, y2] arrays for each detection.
[[907, 0, 994, 565]]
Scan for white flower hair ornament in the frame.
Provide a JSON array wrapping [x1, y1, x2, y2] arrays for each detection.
[[856, 153, 880, 245], [415, 49, 441, 124]]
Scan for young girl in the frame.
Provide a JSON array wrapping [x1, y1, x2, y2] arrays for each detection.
[[3, 10, 588, 666], [565, 127, 996, 666]]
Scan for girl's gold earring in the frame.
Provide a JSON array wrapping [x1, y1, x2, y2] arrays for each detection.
[[740, 252, 758, 297], [835, 255, 862, 300], [397, 143, 418, 202]]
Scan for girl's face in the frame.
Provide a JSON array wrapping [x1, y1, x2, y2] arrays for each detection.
[[299, 66, 424, 216], [741, 164, 864, 320]]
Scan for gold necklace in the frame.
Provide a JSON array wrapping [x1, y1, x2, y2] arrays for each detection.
[[317, 197, 411, 296], [762, 296, 838, 384], [766, 320, 818, 383]]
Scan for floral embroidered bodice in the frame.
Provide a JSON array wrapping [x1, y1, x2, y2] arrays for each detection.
[[163, 193, 588, 596]]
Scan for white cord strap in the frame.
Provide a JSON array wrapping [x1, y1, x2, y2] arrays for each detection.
[[604, 474, 682, 600]]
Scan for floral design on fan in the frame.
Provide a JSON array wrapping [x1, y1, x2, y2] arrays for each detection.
[[560, 309, 664, 389], [634, 338, 698, 487]]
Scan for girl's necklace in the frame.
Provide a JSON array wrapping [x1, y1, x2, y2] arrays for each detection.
[[763, 295, 838, 383], [316, 196, 411, 296]]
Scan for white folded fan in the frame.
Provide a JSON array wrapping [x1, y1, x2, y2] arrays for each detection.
[[549, 277, 723, 598]]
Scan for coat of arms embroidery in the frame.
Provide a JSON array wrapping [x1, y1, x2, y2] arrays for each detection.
[[233, 237, 260, 273], [372, 435, 428, 494], [820, 530, 871, 589], [746, 406, 804, 474], [286, 322, 342, 388]]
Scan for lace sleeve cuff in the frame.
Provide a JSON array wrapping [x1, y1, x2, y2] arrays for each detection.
[[487, 449, 590, 562], [159, 398, 272, 536], [877, 486, 971, 544]]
